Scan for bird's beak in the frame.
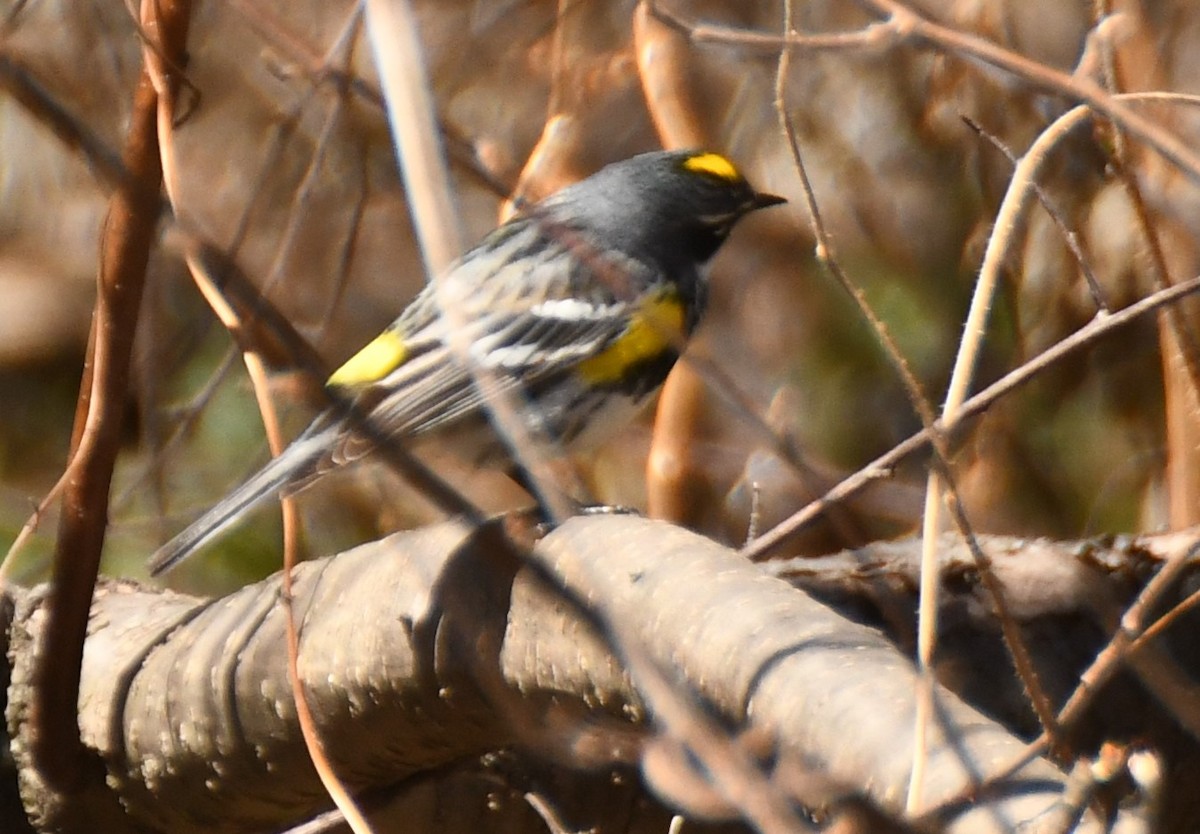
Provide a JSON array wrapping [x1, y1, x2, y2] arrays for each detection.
[[749, 191, 787, 211]]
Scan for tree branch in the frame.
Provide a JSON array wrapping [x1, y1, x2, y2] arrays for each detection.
[[5, 516, 1150, 832]]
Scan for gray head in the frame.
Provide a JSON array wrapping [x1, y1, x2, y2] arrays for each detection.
[[539, 149, 786, 271]]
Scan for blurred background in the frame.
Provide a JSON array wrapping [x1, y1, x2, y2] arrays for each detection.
[[1, 0, 1197, 592]]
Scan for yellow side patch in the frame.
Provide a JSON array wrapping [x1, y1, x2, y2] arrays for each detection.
[[682, 152, 742, 183], [578, 294, 685, 385], [327, 329, 408, 388]]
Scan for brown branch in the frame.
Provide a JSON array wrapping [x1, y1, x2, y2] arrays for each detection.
[[30, 0, 193, 793]]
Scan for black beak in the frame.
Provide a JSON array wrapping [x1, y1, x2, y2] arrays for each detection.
[[750, 191, 787, 211]]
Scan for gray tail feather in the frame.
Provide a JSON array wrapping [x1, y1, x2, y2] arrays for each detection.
[[147, 421, 340, 576]]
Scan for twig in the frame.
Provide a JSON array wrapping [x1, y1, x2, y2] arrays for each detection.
[[0, 476, 66, 581], [741, 273, 1200, 560], [960, 115, 1108, 312], [917, 536, 1200, 827], [150, 5, 374, 826], [0, 52, 128, 188], [1090, 19, 1200, 529], [524, 791, 579, 834], [852, 0, 1200, 185], [908, 93, 1101, 814], [224, 0, 511, 200], [764, 2, 1061, 787], [648, 0, 900, 53], [179, 239, 485, 523], [653, 0, 1200, 188], [364, 0, 464, 277]]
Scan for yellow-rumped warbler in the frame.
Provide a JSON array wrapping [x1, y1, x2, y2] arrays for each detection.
[[148, 149, 784, 575]]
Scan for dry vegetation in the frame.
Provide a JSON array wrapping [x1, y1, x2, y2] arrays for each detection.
[[3, 0, 1200, 832]]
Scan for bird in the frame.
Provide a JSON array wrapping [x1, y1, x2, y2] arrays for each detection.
[[147, 149, 785, 575]]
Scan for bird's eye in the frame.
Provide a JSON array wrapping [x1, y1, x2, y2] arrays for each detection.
[[697, 212, 736, 238]]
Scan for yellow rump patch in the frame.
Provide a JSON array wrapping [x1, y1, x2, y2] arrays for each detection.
[[327, 329, 408, 388], [682, 152, 742, 183], [578, 294, 685, 385]]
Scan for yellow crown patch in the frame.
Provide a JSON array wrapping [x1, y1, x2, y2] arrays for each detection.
[[682, 152, 742, 183]]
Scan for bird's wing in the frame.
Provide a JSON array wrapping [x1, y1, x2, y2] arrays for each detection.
[[344, 292, 645, 439], [330, 238, 678, 455]]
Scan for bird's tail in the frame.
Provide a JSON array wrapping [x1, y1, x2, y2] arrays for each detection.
[[147, 420, 340, 576]]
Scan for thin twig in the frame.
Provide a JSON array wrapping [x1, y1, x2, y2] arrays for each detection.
[[367, 0, 584, 522], [742, 273, 1200, 559], [854, 0, 1200, 185], [178, 238, 485, 523], [960, 115, 1108, 312], [649, 0, 900, 53], [905, 97, 1097, 812], [224, 0, 511, 200], [151, 7, 374, 825], [364, 0, 464, 277], [0, 52, 128, 187], [652, 0, 1200, 188], [0, 474, 66, 581], [917, 536, 1200, 828], [764, 2, 1061, 797], [1090, 19, 1200, 532]]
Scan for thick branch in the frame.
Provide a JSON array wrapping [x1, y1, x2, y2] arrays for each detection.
[[6, 517, 1136, 833]]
